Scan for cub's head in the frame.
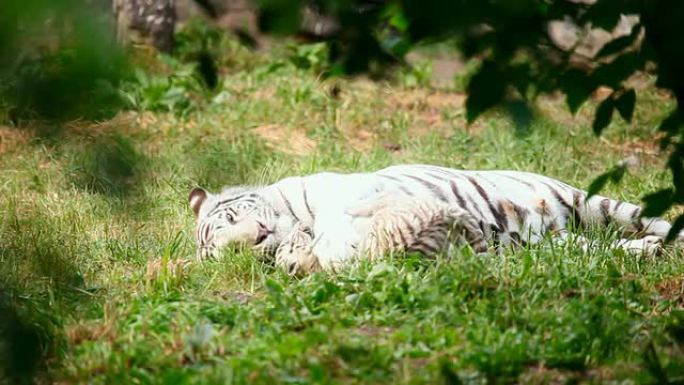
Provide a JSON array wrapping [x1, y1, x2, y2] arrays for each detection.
[[188, 186, 279, 260]]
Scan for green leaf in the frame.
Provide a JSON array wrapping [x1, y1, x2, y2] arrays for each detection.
[[581, 1, 623, 31], [658, 110, 684, 134], [666, 213, 684, 243], [587, 164, 626, 198], [368, 262, 395, 279], [609, 163, 627, 183], [507, 99, 534, 135], [562, 70, 595, 114], [642, 189, 674, 217], [615, 89, 636, 122], [593, 52, 644, 88], [592, 97, 614, 136], [385, 3, 409, 31], [466, 61, 506, 124], [587, 172, 611, 198], [257, 0, 303, 35], [440, 359, 464, 385], [596, 23, 641, 59], [670, 148, 684, 202], [264, 278, 284, 295]]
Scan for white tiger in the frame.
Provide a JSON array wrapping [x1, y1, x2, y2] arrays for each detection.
[[188, 164, 678, 273]]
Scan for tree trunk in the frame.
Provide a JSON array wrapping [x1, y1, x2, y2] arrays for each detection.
[[112, 0, 177, 53]]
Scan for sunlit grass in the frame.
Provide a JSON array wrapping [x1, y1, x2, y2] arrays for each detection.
[[1, 31, 683, 384]]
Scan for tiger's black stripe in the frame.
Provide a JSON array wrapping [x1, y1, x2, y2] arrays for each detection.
[[379, 175, 416, 196], [614, 201, 623, 213], [631, 207, 644, 232], [510, 200, 529, 225], [573, 192, 584, 227], [301, 181, 315, 221], [399, 215, 420, 243], [467, 176, 508, 233], [600, 199, 611, 225], [277, 188, 300, 222], [402, 174, 450, 203], [448, 180, 468, 209], [468, 197, 486, 220], [447, 179, 483, 224], [499, 174, 536, 189], [547, 186, 581, 228]]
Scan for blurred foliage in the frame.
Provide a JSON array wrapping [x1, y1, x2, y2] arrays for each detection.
[[288, 42, 329, 73], [257, 0, 684, 240], [67, 133, 144, 196], [0, 0, 127, 123], [119, 19, 250, 116]]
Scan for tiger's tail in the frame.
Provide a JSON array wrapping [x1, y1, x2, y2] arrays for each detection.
[[580, 194, 683, 242]]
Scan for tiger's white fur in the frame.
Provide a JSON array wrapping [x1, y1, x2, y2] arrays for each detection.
[[276, 195, 490, 275], [189, 164, 682, 273], [355, 194, 489, 257]]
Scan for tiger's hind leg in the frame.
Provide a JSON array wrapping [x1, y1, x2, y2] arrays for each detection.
[[613, 235, 663, 256], [581, 195, 683, 244], [551, 230, 662, 256]]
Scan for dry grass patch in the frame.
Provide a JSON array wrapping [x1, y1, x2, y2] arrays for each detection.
[[252, 124, 317, 155]]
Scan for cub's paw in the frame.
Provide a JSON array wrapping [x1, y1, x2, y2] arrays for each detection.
[[275, 225, 319, 276]]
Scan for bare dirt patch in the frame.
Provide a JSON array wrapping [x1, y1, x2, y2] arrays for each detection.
[[252, 123, 317, 155], [385, 88, 468, 135], [0, 126, 31, 154], [656, 276, 684, 307]]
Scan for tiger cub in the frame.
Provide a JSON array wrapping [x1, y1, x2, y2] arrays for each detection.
[[275, 194, 489, 275], [275, 223, 320, 276]]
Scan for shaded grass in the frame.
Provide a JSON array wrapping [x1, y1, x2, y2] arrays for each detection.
[[1, 33, 683, 384]]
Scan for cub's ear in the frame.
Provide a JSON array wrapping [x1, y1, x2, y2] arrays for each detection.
[[188, 187, 208, 216]]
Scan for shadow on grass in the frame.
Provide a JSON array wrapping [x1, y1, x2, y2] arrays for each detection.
[[66, 132, 145, 197], [189, 134, 279, 190], [0, 206, 96, 384]]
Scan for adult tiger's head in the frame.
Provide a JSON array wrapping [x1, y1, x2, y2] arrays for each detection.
[[188, 186, 280, 260]]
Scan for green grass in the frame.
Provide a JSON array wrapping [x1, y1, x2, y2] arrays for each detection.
[[1, 31, 684, 384]]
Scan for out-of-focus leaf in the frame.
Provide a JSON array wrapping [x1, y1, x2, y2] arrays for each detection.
[[581, 0, 628, 31], [669, 145, 684, 202], [666, 214, 684, 243], [658, 110, 683, 134], [466, 61, 506, 124], [440, 359, 464, 385], [257, 0, 303, 35], [593, 52, 644, 88], [587, 173, 610, 198], [615, 89, 636, 122], [593, 97, 614, 136], [265, 278, 284, 296], [643, 340, 669, 385], [596, 23, 642, 59], [191, 0, 219, 18], [384, 3, 408, 32], [562, 70, 595, 114], [507, 99, 534, 136], [587, 163, 626, 198], [196, 51, 218, 90], [642, 189, 674, 217]]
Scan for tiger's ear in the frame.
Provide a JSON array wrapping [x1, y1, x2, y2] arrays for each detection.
[[188, 187, 208, 216]]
